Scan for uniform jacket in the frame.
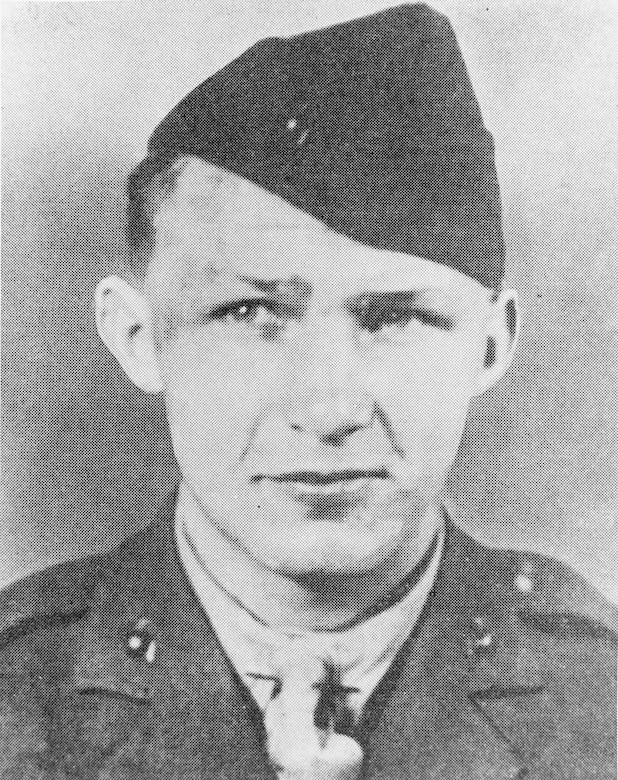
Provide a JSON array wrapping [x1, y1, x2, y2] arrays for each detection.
[[1, 493, 616, 780]]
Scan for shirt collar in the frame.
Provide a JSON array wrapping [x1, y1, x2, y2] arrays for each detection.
[[175, 490, 444, 713]]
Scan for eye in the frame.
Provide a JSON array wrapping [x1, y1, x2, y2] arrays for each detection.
[[405, 308, 453, 330], [356, 304, 453, 333], [210, 299, 286, 338]]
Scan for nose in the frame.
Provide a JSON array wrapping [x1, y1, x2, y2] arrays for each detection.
[[285, 390, 375, 445], [283, 312, 375, 444]]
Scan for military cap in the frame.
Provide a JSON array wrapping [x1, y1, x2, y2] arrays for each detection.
[[148, 3, 504, 289]]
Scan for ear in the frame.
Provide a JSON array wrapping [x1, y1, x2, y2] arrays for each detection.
[[472, 288, 520, 397], [94, 274, 164, 393]]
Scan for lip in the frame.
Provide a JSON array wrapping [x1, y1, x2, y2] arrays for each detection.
[[253, 467, 391, 507], [263, 467, 390, 485]]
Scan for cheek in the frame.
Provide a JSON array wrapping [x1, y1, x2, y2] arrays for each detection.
[[158, 335, 284, 471], [366, 338, 480, 452]]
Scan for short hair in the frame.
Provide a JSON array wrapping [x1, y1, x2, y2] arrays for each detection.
[[125, 152, 191, 279]]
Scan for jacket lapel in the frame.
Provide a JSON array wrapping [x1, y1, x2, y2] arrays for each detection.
[[69, 495, 275, 780], [359, 521, 552, 780]]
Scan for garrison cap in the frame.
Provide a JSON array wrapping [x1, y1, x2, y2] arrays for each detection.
[[149, 3, 504, 289]]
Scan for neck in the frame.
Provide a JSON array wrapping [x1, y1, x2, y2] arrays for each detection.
[[176, 481, 443, 632]]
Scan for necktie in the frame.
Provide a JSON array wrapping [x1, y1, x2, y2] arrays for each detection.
[[263, 648, 364, 780]]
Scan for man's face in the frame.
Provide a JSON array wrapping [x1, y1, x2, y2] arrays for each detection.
[[145, 159, 496, 579]]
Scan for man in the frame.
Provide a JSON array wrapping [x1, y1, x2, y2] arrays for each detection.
[[1, 4, 616, 779]]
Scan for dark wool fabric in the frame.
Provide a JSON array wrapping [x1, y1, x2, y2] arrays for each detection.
[[1, 493, 616, 778], [148, 3, 505, 289]]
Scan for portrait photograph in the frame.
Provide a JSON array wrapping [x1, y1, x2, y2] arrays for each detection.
[[1, 1, 617, 778]]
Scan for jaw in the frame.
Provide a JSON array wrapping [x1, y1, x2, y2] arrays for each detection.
[[177, 479, 444, 629]]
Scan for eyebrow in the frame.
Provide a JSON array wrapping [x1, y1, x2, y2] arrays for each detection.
[[346, 289, 443, 306], [238, 279, 446, 299], [239, 274, 313, 300]]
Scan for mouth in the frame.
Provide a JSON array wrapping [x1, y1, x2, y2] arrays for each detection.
[[253, 467, 390, 500]]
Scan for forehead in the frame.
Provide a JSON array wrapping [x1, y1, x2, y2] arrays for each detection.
[[148, 157, 486, 297]]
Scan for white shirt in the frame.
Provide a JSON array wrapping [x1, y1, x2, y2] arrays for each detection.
[[175, 501, 444, 718]]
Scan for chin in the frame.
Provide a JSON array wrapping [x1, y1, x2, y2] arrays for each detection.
[[254, 517, 408, 579]]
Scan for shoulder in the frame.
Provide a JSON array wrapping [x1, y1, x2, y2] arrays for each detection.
[[0, 526, 153, 669], [487, 539, 616, 639], [447, 518, 618, 635], [0, 556, 99, 646], [447, 528, 617, 773], [0, 552, 105, 761]]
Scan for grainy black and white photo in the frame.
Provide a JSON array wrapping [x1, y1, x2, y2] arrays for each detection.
[[1, 1, 617, 778]]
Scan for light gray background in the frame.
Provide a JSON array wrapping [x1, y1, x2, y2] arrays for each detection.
[[2, 0, 617, 603]]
